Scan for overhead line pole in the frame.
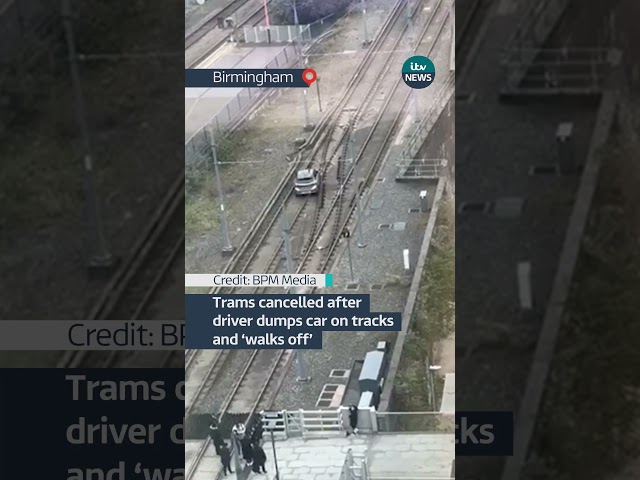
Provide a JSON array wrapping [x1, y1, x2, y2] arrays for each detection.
[[61, 0, 114, 270]]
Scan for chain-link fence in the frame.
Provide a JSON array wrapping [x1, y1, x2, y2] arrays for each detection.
[[185, 43, 298, 168], [243, 24, 311, 43]]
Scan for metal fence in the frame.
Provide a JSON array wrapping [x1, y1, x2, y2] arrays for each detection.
[[243, 24, 311, 43], [502, 0, 570, 88], [259, 409, 455, 437], [402, 73, 455, 161], [340, 449, 370, 480], [396, 158, 447, 181], [261, 407, 375, 439], [339, 448, 454, 480], [185, 43, 297, 168], [501, 47, 620, 94]]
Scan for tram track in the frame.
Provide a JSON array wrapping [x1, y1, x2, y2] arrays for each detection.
[[186, 0, 437, 477], [56, 173, 185, 369], [187, 3, 452, 478], [186, 0, 269, 68], [210, 0, 419, 295], [193, 0, 450, 417]]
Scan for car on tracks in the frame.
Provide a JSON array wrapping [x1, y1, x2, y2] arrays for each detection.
[[294, 168, 320, 196]]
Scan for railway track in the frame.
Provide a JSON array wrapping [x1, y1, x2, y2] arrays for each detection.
[[56, 173, 185, 369], [210, 0, 416, 295], [185, 350, 231, 418], [455, 0, 493, 78], [187, 4, 452, 478], [309, 1, 450, 276], [186, 0, 442, 477], [243, 0, 450, 283], [186, 0, 269, 68], [186, 346, 290, 480], [193, 0, 449, 415]]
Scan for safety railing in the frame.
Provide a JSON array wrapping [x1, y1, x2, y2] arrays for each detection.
[[502, 0, 570, 89], [403, 73, 454, 161], [243, 24, 312, 43], [340, 449, 370, 480], [260, 409, 456, 439], [185, 43, 298, 166], [396, 158, 447, 181], [261, 407, 385, 439], [501, 48, 621, 96]]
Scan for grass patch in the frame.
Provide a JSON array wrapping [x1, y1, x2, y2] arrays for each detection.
[[185, 133, 244, 238], [525, 135, 640, 479], [394, 200, 455, 412], [185, 287, 212, 294], [185, 188, 219, 239]]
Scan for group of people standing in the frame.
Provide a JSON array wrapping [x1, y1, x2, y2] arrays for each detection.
[[209, 415, 268, 476]]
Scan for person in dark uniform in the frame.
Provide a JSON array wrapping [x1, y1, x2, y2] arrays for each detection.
[[241, 435, 253, 466], [346, 405, 359, 436], [209, 419, 223, 455], [251, 418, 264, 445], [252, 442, 267, 474], [219, 443, 233, 476]]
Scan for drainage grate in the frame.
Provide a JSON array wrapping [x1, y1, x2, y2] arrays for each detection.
[[391, 222, 406, 231], [370, 284, 384, 291], [378, 224, 392, 229], [316, 384, 346, 408], [458, 202, 489, 214], [329, 369, 350, 379], [345, 283, 360, 291], [529, 164, 559, 175], [456, 92, 476, 103], [493, 197, 524, 218]]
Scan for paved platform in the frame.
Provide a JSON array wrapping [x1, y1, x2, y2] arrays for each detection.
[[246, 434, 454, 480]]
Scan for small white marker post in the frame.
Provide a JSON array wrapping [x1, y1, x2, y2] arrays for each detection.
[[517, 261, 533, 310], [403, 249, 411, 271], [419, 190, 428, 212]]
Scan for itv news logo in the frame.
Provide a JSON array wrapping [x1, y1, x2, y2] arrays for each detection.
[[455, 411, 513, 456]]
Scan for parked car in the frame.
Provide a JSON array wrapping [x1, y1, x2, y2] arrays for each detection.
[[294, 168, 320, 195]]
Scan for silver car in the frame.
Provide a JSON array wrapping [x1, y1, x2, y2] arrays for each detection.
[[294, 168, 320, 195]]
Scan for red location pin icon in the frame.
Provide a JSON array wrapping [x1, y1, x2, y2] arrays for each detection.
[[302, 68, 317, 87]]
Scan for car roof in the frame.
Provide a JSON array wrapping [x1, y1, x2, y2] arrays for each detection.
[[297, 169, 315, 179]]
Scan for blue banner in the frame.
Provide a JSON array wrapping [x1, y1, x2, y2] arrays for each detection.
[[185, 69, 311, 88], [456, 411, 514, 456], [0, 369, 183, 478], [185, 294, 401, 349]]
